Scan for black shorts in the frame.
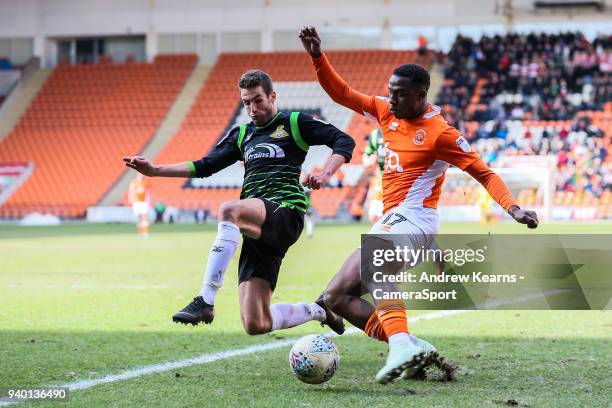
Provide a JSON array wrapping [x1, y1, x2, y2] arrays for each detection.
[[238, 199, 304, 290]]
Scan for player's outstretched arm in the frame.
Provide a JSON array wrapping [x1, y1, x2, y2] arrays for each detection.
[[123, 156, 191, 177], [123, 126, 242, 179], [299, 26, 377, 117], [435, 129, 539, 229]]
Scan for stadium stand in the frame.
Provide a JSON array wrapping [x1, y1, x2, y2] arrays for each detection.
[[0, 54, 197, 218], [10, 34, 606, 221], [0, 69, 20, 102], [0, 46, 431, 220], [434, 32, 611, 219]]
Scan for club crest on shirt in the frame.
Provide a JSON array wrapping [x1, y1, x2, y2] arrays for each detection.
[[270, 125, 289, 139], [413, 129, 426, 145]]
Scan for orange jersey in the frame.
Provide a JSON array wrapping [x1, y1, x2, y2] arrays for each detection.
[[129, 177, 150, 203], [312, 54, 517, 214]]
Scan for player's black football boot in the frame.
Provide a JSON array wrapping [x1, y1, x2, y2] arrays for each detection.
[[172, 296, 215, 326], [315, 293, 345, 335]]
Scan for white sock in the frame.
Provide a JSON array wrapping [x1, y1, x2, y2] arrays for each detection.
[[306, 217, 313, 237], [388, 332, 414, 349], [198, 221, 240, 305], [270, 302, 326, 331]]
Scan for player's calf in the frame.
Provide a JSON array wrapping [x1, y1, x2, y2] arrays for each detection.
[[268, 301, 329, 333], [322, 249, 372, 330]]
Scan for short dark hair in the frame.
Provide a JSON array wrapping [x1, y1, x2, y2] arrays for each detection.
[[392, 63, 430, 91], [238, 70, 274, 95]]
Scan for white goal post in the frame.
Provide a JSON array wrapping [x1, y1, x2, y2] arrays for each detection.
[[441, 155, 557, 222]]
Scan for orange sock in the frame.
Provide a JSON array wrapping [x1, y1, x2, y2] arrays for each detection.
[[138, 217, 149, 235], [364, 312, 388, 342], [375, 301, 409, 338]]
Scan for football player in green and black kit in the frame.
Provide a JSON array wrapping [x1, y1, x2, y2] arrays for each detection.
[[123, 70, 354, 336], [364, 128, 385, 172]]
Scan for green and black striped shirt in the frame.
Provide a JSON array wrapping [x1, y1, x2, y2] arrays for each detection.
[[189, 111, 355, 213]]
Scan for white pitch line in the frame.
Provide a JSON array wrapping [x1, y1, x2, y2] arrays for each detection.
[[0, 289, 567, 406], [68, 308, 479, 390], [0, 310, 457, 406]]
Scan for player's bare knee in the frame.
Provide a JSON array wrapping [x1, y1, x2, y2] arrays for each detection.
[[242, 319, 271, 336], [219, 201, 240, 223]]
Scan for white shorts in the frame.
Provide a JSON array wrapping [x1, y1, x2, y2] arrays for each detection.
[[368, 205, 439, 236], [368, 200, 384, 221], [132, 201, 149, 216], [365, 205, 440, 268]]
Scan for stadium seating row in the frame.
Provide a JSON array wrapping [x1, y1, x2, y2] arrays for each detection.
[[0, 55, 197, 218]]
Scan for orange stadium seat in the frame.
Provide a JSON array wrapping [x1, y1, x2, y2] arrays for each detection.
[[0, 55, 197, 218]]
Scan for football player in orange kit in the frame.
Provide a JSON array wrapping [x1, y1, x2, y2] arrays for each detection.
[[128, 173, 151, 238], [299, 26, 539, 384]]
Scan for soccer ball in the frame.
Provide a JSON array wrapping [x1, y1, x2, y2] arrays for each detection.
[[288, 334, 339, 384]]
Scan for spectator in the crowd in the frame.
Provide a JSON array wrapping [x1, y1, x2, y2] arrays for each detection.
[[439, 32, 611, 123], [468, 120, 609, 198]]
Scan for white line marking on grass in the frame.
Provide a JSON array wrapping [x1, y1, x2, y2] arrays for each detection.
[[70, 339, 297, 391], [0, 311, 453, 406], [0, 289, 567, 406]]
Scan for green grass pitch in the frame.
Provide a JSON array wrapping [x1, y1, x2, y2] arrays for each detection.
[[1, 222, 610, 407]]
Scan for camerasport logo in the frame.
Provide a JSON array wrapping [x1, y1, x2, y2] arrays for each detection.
[[244, 143, 286, 161]]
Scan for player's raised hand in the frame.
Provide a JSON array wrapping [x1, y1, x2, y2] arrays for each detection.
[[123, 156, 156, 176], [299, 26, 322, 58], [508, 206, 539, 229]]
